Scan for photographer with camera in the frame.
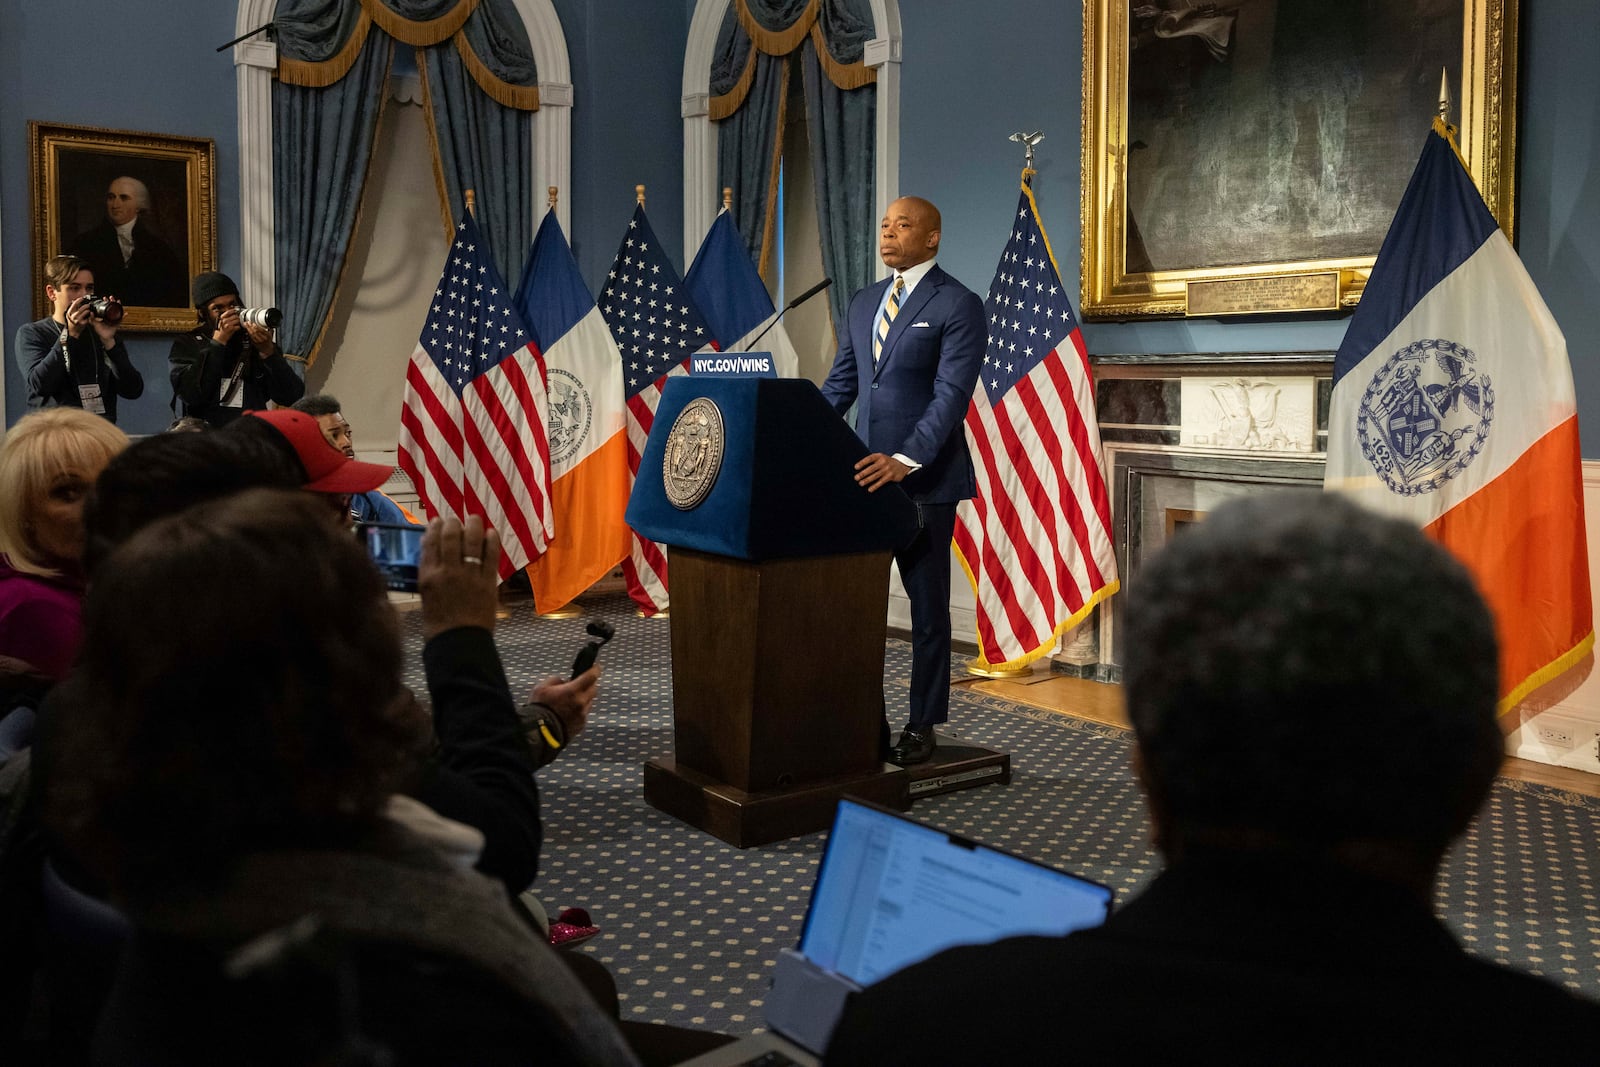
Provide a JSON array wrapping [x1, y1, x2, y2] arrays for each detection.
[[14, 255, 144, 423], [168, 270, 303, 427]]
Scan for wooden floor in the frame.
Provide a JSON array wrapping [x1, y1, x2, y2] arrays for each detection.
[[962, 670, 1600, 800]]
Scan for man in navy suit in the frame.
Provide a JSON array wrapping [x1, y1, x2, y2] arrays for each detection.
[[820, 196, 986, 765]]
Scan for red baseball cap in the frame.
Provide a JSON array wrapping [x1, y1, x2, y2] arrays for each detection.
[[243, 409, 392, 494]]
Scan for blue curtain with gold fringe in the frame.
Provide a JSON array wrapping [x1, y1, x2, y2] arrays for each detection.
[[708, 0, 876, 337], [271, 0, 538, 365]]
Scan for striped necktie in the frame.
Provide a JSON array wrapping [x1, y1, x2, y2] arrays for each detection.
[[874, 275, 905, 364]]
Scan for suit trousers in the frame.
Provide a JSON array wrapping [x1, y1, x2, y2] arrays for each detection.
[[895, 501, 957, 730]]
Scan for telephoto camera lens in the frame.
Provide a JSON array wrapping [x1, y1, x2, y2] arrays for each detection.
[[238, 307, 282, 329], [84, 297, 124, 325]]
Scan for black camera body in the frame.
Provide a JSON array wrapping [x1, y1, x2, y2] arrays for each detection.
[[79, 296, 124, 325]]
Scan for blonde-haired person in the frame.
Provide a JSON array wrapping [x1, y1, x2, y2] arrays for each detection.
[[0, 408, 129, 683]]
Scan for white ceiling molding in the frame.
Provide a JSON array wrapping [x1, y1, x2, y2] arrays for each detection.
[[234, 0, 573, 310], [682, 0, 900, 274]]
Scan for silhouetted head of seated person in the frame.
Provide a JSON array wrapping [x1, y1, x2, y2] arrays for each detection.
[[51, 490, 425, 896], [1123, 492, 1503, 893], [81, 428, 303, 576], [823, 493, 1600, 1066], [44, 490, 637, 1065], [80, 421, 595, 897]]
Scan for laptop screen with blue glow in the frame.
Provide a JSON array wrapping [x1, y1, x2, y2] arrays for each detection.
[[798, 798, 1113, 987]]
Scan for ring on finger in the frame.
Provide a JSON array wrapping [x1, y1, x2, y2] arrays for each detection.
[[462, 554, 483, 566]]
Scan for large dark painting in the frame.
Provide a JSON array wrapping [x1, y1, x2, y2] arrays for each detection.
[[1082, 0, 1517, 319]]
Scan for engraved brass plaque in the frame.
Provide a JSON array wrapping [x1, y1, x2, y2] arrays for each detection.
[[1186, 273, 1341, 317]]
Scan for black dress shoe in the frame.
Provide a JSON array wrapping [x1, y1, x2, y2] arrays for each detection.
[[888, 727, 936, 766]]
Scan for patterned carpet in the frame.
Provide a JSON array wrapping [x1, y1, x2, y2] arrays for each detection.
[[399, 592, 1600, 1034]]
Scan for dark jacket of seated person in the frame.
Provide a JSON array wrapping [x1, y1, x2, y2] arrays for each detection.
[[41, 491, 638, 1066], [824, 494, 1600, 1066]]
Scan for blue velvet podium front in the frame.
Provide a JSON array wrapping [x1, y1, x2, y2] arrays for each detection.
[[627, 376, 918, 846]]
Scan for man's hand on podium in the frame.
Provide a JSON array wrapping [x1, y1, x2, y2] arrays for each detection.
[[854, 452, 910, 492]]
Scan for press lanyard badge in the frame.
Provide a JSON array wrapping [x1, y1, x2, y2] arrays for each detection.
[[78, 383, 106, 415], [61, 330, 106, 415]]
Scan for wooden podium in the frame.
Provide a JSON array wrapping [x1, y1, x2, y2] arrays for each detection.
[[628, 376, 920, 847]]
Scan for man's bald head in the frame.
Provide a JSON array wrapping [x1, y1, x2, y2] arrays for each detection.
[[880, 197, 942, 271]]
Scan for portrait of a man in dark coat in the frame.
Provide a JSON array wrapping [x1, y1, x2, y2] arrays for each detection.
[[66, 175, 187, 308]]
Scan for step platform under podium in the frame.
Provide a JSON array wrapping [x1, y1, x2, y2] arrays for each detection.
[[644, 731, 1010, 848], [904, 731, 1011, 800], [643, 757, 910, 849]]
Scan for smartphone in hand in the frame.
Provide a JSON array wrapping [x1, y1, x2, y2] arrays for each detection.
[[356, 521, 425, 592]]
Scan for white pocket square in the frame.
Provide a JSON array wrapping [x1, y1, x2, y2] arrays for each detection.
[[911, 321, 932, 328]]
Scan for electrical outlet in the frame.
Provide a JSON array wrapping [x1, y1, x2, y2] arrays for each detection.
[[1534, 723, 1575, 747]]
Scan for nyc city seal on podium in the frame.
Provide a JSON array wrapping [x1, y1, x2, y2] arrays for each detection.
[[1356, 338, 1494, 496], [663, 397, 724, 510]]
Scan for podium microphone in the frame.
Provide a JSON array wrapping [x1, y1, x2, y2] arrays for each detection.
[[745, 277, 831, 350]]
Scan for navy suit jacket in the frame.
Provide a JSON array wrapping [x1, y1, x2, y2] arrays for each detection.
[[819, 265, 986, 504]]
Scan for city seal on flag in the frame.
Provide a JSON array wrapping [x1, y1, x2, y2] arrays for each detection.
[[663, 396, 724, 510], [545, 367, 594, 467], [1356, 338, 1494, 496]]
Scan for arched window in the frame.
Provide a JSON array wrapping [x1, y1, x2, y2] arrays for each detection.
[[229, 0, 571, 456], [231, 0, 570, 336], [682, 0, 901, 377]]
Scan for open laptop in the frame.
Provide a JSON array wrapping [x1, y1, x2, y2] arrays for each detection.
[[677, 798, 1114, 1066]]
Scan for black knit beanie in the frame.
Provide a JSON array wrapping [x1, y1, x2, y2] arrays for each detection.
[[191, 271, 240, 309]]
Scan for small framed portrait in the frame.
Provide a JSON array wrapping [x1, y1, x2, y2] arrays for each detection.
[[29, 121, 217, 332], [1081, 0, 1517, 320]]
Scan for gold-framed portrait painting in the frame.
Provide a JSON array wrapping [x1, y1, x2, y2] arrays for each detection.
[[1080, 0, 1518, 320], [30, 121, 217, 332]]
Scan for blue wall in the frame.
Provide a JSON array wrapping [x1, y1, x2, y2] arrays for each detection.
[[1, 1, 243, 435], [1517, 0, 1600, 452], [4, 1, 1597, 452], [552, 0, 689, 294]]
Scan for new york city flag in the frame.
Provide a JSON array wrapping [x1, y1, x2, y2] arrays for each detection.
[[1325, 120, 1592, 714]]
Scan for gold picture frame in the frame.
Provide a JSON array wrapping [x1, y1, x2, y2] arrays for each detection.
[[30, 121, 217, 332], [1080, 0, 1517, 320]]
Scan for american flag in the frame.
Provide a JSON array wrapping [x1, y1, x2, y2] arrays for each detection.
[[399, 211, 553, 578], [952, 181, 1119, 670], [597, 203, 713, 616]]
